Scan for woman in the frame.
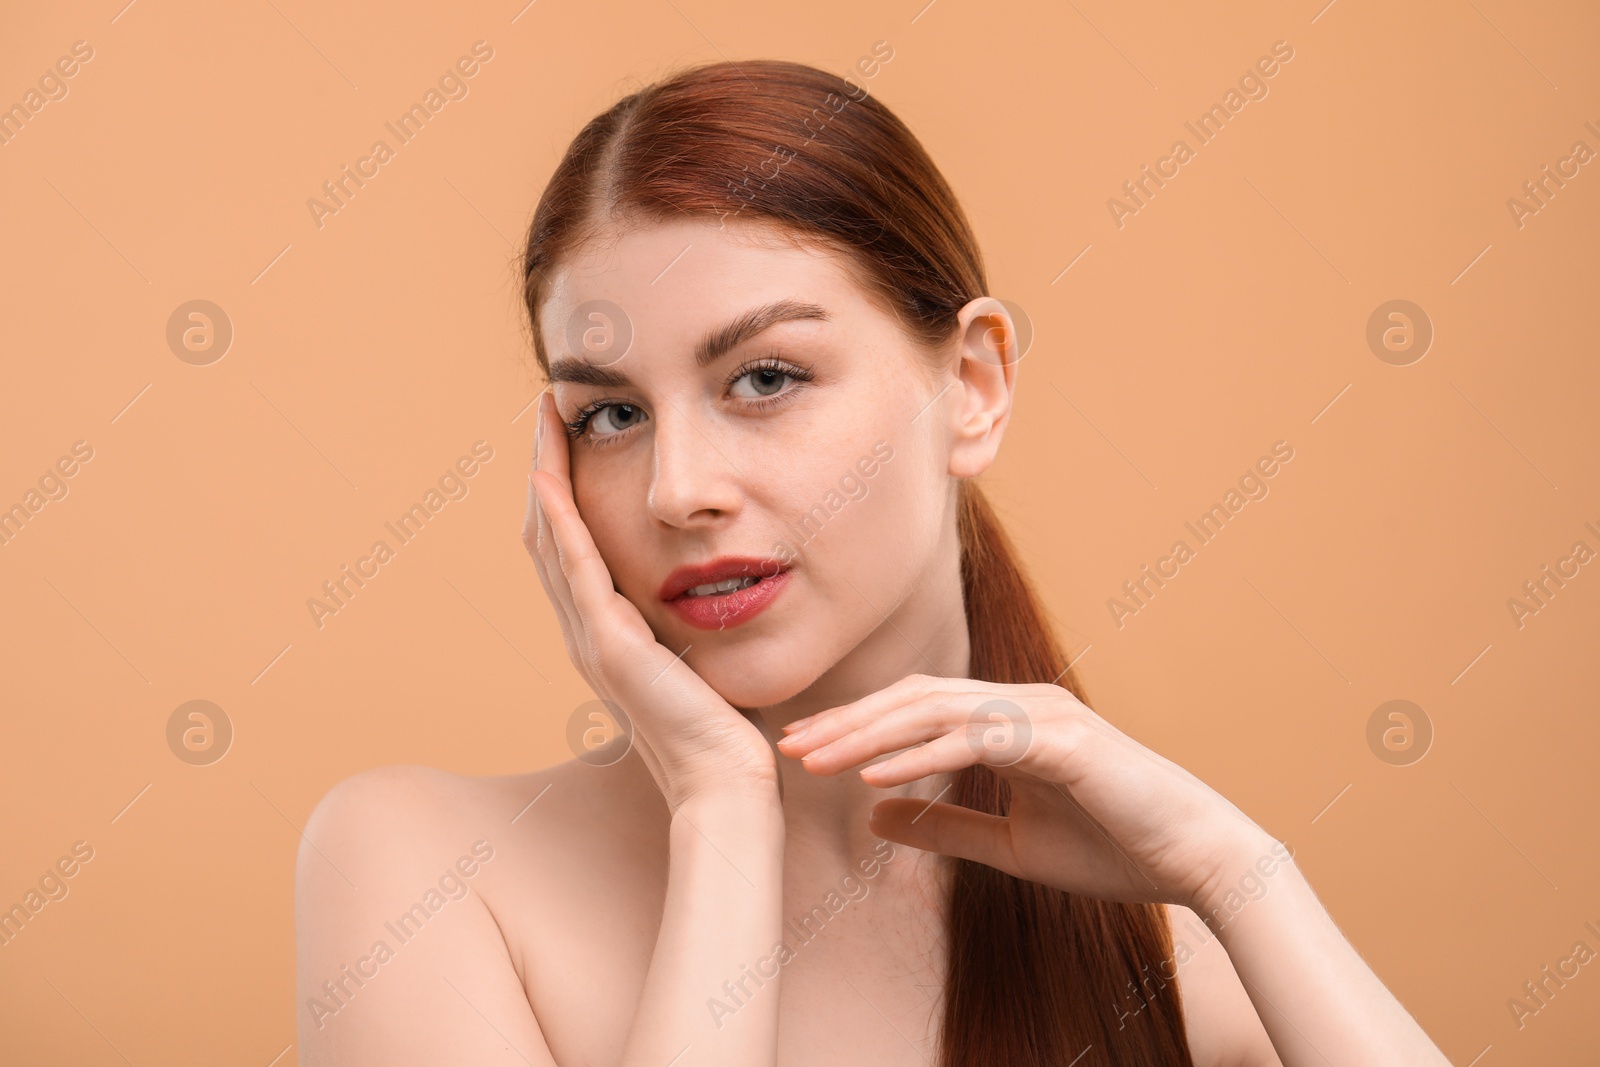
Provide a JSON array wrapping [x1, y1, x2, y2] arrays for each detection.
[[294, 58, 1451, 1065]]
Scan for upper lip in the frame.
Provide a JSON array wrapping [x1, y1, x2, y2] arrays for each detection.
[[658, 556, 788, 601]]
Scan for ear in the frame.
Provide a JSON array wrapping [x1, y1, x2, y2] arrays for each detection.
[[946, 296, 1021, 480]]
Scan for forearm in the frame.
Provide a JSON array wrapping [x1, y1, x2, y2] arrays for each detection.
[[1199, 833, 1449, 1066], [621, 792, 786, 1067]]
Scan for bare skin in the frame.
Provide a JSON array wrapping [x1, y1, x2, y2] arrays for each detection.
[[294, 755, 1269, 1066], [295, 216, 1448, 1066]]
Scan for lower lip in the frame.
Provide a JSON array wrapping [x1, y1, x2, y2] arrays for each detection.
[[665, 570, 791, 630]]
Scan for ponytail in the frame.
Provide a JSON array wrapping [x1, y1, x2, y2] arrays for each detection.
[[943, 481, 1193, 1065]]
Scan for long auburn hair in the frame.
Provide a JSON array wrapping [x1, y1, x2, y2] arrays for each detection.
[[519, 57, 1193, 1066]]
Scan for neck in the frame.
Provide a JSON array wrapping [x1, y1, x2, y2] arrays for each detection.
[[748, 530, 970, 870]]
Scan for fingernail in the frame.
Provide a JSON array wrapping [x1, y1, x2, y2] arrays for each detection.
[[781, 725, 810, 744], [783, 715, 815, 733], [533, 394, 544, 467]]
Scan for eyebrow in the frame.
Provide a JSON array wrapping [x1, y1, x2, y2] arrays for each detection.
[[548, 299, 831, 388]]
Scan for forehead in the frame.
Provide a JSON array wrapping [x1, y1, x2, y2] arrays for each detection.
[[537, 217, 885, 365]]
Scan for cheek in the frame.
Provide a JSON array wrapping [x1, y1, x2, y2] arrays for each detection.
[[572, 478, 647, 591]]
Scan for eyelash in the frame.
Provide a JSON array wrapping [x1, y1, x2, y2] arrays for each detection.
[[562, 355, 814, 446]]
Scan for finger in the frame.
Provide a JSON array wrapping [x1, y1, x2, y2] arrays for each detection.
[[853, 715, 1080, 787], [867, 798, 1020, 876], [530, 467, 621, 626], [780, 673, 1005, 743], [523, 394, 580, 631], [780, 691, 975, 769]]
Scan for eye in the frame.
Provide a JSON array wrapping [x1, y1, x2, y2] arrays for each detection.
[[566, 400, 647, 441], [728, 357, 811, 400]]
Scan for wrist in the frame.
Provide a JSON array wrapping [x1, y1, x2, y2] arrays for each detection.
[[1187, 823, 1298, 922], [672, 785, 785, 827]]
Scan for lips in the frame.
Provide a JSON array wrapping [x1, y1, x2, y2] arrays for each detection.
[[658, 556, 792, 631], [657, 556, 789, 602]]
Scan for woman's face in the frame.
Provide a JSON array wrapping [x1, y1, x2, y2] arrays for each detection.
[[538, 216, 998, 710]]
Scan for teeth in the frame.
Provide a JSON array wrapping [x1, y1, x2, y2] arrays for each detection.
[[685, 575, 760, 597]]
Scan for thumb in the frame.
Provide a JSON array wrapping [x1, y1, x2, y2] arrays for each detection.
[[868, 798, 1018, 875]]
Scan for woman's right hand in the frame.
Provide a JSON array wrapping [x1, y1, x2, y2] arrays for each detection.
[[523, 389, 779, 811]]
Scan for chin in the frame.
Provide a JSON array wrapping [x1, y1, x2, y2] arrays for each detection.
[[689, 646, 822, 711]]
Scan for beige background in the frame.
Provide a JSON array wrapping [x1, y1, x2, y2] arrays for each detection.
[[2, 0, 1596, 1062]]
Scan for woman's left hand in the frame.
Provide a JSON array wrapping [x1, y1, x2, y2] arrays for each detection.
[[776, 674, 1274, 911]]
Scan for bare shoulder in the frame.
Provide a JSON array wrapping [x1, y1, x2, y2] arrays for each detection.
[[294, 764, 567, 1065], [1164, 902, 1280, 1067]]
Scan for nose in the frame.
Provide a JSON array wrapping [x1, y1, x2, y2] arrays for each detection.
[[646, 404, 744, 529]]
